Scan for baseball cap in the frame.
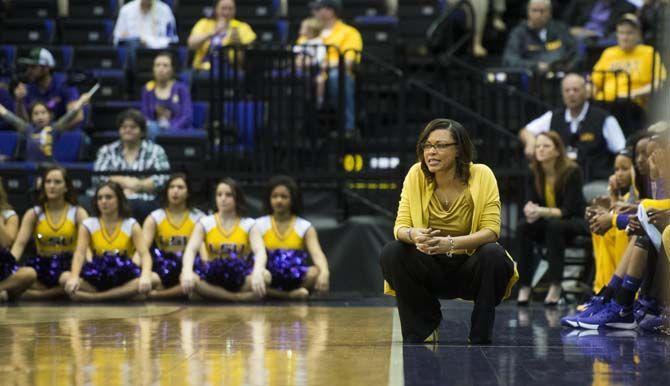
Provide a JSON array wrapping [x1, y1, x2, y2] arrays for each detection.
[[18, 47, 56, 67], [617, 13, 641, 30], [310, 0, 342, 13]]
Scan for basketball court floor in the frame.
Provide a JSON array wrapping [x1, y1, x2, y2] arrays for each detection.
[[1, 299, 668, 385]]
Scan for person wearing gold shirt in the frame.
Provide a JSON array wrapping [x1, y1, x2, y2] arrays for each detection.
[[256, 175, 330, 300], [0, 178, 36, 302], [144, 174, 204, 299], [181, 178, 269, 301], [380, 119, 518, 344], [63, 182, 158, 301], [592, 14, 667, 107], [11, 166, 88, 299], [187, 0, 256, 71]]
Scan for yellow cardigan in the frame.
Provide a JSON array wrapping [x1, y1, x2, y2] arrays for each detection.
[[385, 162, 519, 297]]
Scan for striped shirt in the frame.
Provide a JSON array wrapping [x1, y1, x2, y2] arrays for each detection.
[[93, 140, 170, 201]]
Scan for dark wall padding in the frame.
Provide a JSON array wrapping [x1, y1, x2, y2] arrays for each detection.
[[310, 215, 394, 294]]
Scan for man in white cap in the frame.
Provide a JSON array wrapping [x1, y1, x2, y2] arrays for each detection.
[[14, 48, 82, 129]]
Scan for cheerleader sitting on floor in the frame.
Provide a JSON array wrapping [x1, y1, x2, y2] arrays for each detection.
[[0, 178, 37, 301], [63, 181, 159, 301], [256, 175, 330, 299], [11, 166, 89, 299], [180, 178, 270, 301], [144, 173, 204, 299]]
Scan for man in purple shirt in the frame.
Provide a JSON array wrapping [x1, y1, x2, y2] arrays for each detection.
[[14, 48, 82, 130]]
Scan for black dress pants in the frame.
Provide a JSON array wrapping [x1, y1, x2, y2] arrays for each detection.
[[380, 241, 514, 343], [517, 218, 589, 286]]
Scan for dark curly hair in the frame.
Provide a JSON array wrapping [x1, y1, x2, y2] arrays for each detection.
[[416, 118, 475, 184], [264, 175, 303, 215], [116, 109, 147, 136]]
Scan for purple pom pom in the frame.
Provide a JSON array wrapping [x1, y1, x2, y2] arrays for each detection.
[[267, 249, 309, 291], [151, 249, 183, 288], [81, 252, 141, 291], [196, 251, 253, 292], [24, 253, 73, 288]]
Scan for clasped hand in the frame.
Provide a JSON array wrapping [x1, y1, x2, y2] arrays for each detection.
[[413, 228, 451, 255]]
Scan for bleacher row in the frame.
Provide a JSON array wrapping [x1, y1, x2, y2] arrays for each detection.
[[0, 0, 447, 61], [0, 0, 451, 167]]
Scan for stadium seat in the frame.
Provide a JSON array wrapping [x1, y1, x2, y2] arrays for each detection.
[[90, 101, 141, 133], [72, 46, 127, 71], [0, 131, 20, 160], [287, 0, 313, 24], [59, 162, 94, 193], [68, 0, 119, 19], [0, 162, 37, 196], [0, 45, 17, 71], [60, 19, 114, 45], [223, 101, 265, 149], [192, 101, 209, 130], [160, 0, 175, 9], [155, 129, 208, 164], [251, 20, 289, 44], [54, 131, 86, 162], [9, 0, 58, 19], [175, 0, 214, 20], [235, 0, 278, 20], [353, 16, 398, 60], [397, 0, 443, 55], [177, 20, 198, 45], [0, 19, 56, 44], [341, 0, 388, 20]]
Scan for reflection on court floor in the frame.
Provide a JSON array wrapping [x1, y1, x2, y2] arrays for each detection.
[[0, 305, 395, 386], [2, 302, 669, 386]]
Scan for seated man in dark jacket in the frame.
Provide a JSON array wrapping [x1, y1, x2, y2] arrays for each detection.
[[503, 0, 579, 73]]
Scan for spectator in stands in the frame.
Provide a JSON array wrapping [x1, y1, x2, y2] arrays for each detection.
[[592, 14, 667, 107], [141, 52, 193, 139], [563, 0, 636, 43], [13, 48, 82, 129], [188, 0, 257, 71], [469, 0, 508, 57], [0, 93, 91, 162], [93, 109, 170, 221], [311, 0, 363, 135], [295, 18, 328, 107], [516, 131, 588, 306], [113, 0, 178, 49], [503, 0, 579, 73], [519, 73, 626, 181]]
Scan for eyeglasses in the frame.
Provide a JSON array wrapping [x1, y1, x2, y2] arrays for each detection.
[[421, 142, 457, 152]]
